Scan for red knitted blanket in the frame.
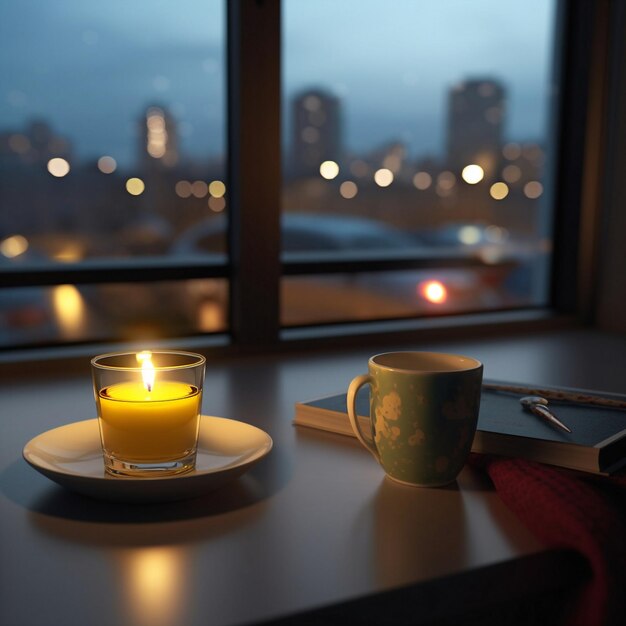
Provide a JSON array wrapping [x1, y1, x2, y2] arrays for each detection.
[[473, 455, 626, 626]]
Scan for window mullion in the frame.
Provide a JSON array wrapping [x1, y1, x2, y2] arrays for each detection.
[[227, 0, 282, 347]]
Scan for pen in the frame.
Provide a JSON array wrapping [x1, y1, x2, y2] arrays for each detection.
[[519, 396, 572, 433]]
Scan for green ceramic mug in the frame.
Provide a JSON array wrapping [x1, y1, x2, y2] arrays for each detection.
[[347, 352, 483, 487]]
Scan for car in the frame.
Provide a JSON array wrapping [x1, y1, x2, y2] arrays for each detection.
[[170, 213, 531, 326], [171, 212, 422, 256]]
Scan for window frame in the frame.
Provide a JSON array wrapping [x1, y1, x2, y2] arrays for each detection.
[[0, 0, 616, 357]]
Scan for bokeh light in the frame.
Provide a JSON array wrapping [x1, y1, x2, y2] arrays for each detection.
[[126, 178, 145, 196], [339, 181, 358, 199], [97, 156, 117, 174], [146, 108, 167, 158], [175, 180, 192, 198], [191, 181, 208, 198], [502, 164, 521, 183], [208, 196, 226, 212], [461, 164, 484, 184], [437, 171, 456, 190], [208, 180, 226, 198], [458, 225, 482, 245], [523, 181, 543, 199], [0, 235, 29, 258], [319, 160, 339, 179], [419, 280, 447, 304], [485, 225, 509, 243], [413, 171, 432, 190], [489, 182, 509, 200], [374, 168, 393, 187], [47, 158, 70, 177]]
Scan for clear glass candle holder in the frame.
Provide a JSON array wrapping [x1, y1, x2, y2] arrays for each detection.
[[91, 350, 205, 477]]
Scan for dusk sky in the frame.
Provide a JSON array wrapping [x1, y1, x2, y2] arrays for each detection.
[[0, 0, 556, 168]]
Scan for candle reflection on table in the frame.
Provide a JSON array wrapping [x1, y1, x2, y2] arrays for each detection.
[[119, 547, 189, 626]]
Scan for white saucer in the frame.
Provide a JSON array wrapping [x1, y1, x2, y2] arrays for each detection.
[[23, 416, 273, 503]]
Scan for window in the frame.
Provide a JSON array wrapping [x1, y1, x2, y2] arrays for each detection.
[[0, 1, 601, 353], [281, 0, 557, 326], [0, 0, 227, 348]]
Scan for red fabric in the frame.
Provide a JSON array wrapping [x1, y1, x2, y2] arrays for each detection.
[[470, 454, 626, 626]]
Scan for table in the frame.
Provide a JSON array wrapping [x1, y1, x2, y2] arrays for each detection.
[[2, 328, 624, 626]]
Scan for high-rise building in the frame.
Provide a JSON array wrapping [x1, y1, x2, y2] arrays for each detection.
[[446, 79, 505, 179], [140, 105, 179, 169], [291, 89, 341, 178]]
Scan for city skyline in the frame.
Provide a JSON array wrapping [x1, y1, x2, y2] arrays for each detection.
[[0, 0, 556, 166], [1, 76, 547, 263], [1, 77, 544, 177]]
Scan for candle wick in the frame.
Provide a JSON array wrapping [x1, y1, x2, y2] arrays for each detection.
[[146, 383, 152, 392]]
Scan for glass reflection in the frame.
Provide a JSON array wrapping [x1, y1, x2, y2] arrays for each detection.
[[52, 285, 87, 339], [0, 280, 228, 348]]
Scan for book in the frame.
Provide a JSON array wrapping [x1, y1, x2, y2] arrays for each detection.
[[293, 383, 626, 475]]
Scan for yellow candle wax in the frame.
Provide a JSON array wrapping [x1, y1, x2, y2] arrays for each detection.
[[97, 381, 201, 462]]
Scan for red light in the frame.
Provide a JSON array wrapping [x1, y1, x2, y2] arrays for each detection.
[[419, 280, 447, 304]]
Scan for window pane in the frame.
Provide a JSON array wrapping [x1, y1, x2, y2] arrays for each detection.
[[0, 280, 227, 348], [282, 0, 557, 323], [0, 1, 226, 263]]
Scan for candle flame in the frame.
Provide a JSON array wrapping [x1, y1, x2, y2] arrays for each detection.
[[137, 351, 155, 392]]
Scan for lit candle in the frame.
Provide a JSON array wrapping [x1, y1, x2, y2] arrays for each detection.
[[92, 350, 205, 476]]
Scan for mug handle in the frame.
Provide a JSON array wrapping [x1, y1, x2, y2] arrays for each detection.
[[347, 374, 380, 461]]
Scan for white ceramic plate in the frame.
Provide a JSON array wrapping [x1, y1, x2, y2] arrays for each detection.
[[23, 416, 273, 503]]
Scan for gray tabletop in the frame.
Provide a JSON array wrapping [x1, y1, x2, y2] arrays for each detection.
[[1, 329, 624, 626]]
